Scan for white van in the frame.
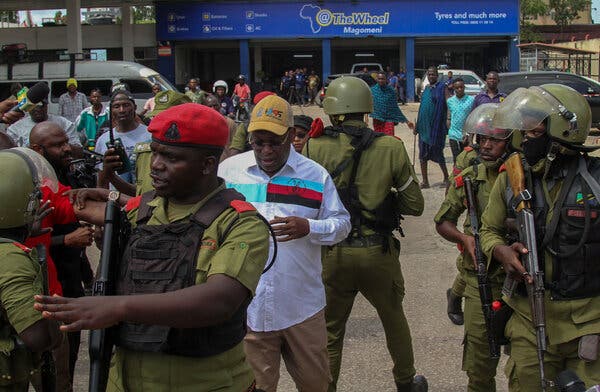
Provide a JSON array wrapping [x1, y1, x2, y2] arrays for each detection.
[[0, 60, 176, 115]]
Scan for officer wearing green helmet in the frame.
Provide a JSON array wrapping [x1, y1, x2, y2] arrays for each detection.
[[435, 103, 512, 391], [480, 84, 600, 389], [302, 76, 427, 392], [0, 147, 62, 391]]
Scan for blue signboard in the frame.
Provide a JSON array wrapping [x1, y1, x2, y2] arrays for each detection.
[[156, 1, 519, 40]]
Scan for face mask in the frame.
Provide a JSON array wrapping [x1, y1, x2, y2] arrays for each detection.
[[522, 132, 550, 166]]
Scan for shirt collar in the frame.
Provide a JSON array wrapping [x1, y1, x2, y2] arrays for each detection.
[[146, 180, 227, 225], [247, 148, 301, 178]]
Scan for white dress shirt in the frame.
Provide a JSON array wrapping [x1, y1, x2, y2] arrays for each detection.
[[6, 113, 81, 147], [219, 149, 351, 331]]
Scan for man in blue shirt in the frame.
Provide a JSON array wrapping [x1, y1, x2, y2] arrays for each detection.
[[371, 72, 414, 136], [446, 78, 474, 163], [415, 66, 450, 188]]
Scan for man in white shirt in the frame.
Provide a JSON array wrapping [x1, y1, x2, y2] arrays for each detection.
[[6, 99, 81, 148], [95, 90, 149, 188], [219, 95, 351, 392]]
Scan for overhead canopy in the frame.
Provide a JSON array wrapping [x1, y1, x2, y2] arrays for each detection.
[[0, 0, 148, 10]]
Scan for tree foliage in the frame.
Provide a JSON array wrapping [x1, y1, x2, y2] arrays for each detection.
[[132, 6, 155, 24], [0, 11, 18, 24], [548, 0, 591, 29], [520, 0, 548, 42]]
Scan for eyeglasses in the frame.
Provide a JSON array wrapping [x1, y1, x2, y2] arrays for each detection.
[[249, 133, 290, 149]]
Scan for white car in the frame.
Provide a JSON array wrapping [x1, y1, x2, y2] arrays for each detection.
[[420, 69, 485, 96]]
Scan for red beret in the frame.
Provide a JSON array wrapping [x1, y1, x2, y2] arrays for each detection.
[[253, 91, 276, 105], [148, 103, 228, 148]]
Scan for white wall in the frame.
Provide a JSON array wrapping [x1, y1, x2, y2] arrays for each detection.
[[0, 23, 155, 50]]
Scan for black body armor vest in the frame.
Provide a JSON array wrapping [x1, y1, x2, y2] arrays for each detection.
[[116, 188, 249, 357], [507, 155, 600, 300]]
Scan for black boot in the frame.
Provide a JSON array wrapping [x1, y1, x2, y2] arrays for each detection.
[[446, 288, 464, 325], [396, 375, 428, 392]]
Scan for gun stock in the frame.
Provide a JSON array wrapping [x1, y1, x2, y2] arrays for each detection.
[[35, 245, 56, 392], [503, 153, 548, 391], [88, 200, 122, 392], [463, 177, 501, 359]]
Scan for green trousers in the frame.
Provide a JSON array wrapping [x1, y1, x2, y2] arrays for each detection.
[[322, 241, 415, 391], [451, 272, 466, 298], [463, 296, 500, 392], [505, 312, 600, 391]]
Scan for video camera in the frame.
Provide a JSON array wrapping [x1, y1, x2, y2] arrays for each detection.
[[67, 149, 103, 189]]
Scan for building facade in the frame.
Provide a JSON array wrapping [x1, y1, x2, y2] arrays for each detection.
[[156, 0, 520, 100]]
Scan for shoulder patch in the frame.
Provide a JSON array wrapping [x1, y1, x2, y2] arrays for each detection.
[[498, 163, 506, 173], [464, 146, 474, 152], [12, 242, 31, 253], [230, 200, 256, 213], [134, 142, 151, 153], [454, 175, 464, 188], [125, 195, 142, 212], [452, 166, 462, 176]]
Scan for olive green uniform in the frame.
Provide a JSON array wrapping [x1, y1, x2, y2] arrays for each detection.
[[107, 184, 270, 392], [133, 142, 153, 196], [480, 160, 600, 389], [0, 242, 44, 391], [434, 163, 505, 391], [449, 147, 479, 298], [228, 123, 249, 153], [303, 120, 424, 390], [184, 90, 206, 104]]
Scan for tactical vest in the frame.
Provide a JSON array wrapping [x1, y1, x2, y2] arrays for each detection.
[[116, 189, 249, 357], [322, 124, 401, 241], [506, 155, 600, 300]]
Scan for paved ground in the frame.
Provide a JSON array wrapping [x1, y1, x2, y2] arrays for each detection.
[[67, 101, 600, 391]]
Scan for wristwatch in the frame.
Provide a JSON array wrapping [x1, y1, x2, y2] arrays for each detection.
[[108, 190, 120, 203]]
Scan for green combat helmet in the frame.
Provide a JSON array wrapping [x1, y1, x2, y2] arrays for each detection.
[[463, 103, 513, 141], [323, 76, 373, 116], [493, 83, 591, 149], [0, 148, 58, 230]]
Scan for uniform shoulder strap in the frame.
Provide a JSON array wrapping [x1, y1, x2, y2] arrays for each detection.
[[136, 190, 158, 225], [190, 188, 246, 228], [330, 125, 382, 179]]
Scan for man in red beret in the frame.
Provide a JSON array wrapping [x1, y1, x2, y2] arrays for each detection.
[[34, 103, 271, 392]]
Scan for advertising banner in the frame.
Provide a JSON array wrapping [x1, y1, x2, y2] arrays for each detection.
[[156, 1, 519, 40]]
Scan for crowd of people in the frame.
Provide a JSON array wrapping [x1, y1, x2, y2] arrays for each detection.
[[0, 65, 599, 392], [279, 67, 321, 106]]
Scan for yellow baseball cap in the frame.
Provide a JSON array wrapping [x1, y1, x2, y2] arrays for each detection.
[[67, 78, 78, 88], [248, 95, 293, 136]]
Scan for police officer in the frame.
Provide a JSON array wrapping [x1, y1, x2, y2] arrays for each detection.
[[480, 84, 600, 388], [434, 104, 511, 391], [446, 136, 481, 326], [0, 147, 62, 391], [34, 104, 271, 391], [302, 76, 427, 392]]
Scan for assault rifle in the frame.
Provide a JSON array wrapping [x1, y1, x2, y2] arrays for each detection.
[[88, 199, 125, 392], [502, 152, 548, 391], [35, 244, 56, 392], [463, 177, 501, 359]]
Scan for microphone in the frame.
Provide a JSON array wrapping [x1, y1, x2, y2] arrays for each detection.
[[556, 369, 600, 392], [12, 82, 50, 113]]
